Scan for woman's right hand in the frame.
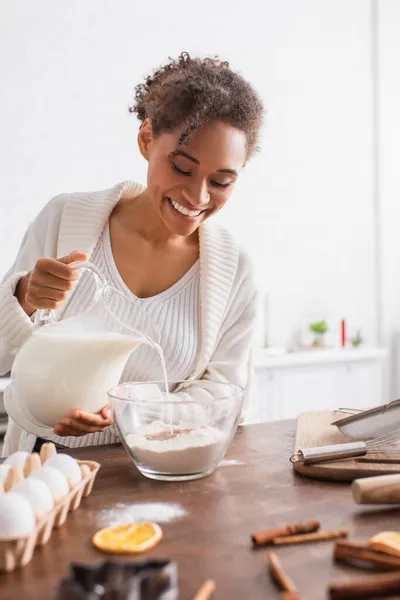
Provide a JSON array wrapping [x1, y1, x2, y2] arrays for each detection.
[[15, 251, 87, 316]]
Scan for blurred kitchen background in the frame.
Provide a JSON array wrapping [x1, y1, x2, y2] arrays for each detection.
[[0, 1, 399, 439]]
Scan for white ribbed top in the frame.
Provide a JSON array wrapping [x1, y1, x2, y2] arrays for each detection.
[[1, 181, 256, 456], [51, 223, 200, 448]]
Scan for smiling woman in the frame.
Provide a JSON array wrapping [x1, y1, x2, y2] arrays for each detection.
[[0, 52, 265, 454], [134, 120, 247, 239]]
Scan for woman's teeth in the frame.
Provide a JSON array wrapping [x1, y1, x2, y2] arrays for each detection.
[[169, 198, 202, 218]]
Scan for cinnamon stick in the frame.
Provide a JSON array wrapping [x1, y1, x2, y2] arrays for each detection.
[[252, 519, 320, 546], [268, 551, 297, 592], [329, 571, 400, 599], [192, 579, 216, 600], [272, 529, 348, 546], [334, 541, 400, 570]]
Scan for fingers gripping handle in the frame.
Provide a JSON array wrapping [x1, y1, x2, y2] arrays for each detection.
[[37, 261, 107, 325]]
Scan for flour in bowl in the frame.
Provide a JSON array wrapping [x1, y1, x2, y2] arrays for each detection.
[[125, 421, 226, 475]]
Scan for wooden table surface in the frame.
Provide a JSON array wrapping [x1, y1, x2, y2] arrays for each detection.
[[1, 419, 399, 600]]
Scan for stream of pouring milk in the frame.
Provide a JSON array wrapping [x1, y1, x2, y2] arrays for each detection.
[[146, 339, 172, 432]]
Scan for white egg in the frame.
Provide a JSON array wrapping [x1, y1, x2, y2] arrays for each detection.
[[0, 463, 11, 483], [45, 454, 82, 487], [4, 451, 29, 469], [13, 477, 54, 519], [30, 466, 69, 502], [0, 492, 36, 540]]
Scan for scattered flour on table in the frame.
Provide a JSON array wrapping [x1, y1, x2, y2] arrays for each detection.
[[219, 459, 245, 467], [97, 502, 188, 526], [125, 421, 226, 475]]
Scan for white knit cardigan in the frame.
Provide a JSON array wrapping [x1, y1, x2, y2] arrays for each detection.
[[0, 181, 257, 454]]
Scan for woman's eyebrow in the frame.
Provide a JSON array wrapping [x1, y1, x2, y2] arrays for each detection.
[[217, 168, 238, 176], [169, 150, 200, 165]]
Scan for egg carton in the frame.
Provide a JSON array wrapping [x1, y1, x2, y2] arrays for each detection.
[[0, 458, 100, 572]]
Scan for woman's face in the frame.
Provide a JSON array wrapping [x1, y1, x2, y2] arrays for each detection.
[[138, 119, 247, 237]]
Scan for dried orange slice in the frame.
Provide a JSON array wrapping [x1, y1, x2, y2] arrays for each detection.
[[92, 521, 162, 554], [369, 531, 400, 557]]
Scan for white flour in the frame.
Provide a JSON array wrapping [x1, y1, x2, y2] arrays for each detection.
[[97, 502, 188, 526], [126, 422, 226, 475]]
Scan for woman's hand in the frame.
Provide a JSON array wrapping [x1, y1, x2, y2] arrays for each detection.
[[15, 251, 88, 316], [53, 405, 114, 437]]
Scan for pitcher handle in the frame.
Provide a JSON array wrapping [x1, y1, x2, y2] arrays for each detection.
[[38, 261, 108, 325]]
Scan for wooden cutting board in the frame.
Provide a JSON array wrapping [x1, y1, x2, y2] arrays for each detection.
[[292, 410, 400, 482]]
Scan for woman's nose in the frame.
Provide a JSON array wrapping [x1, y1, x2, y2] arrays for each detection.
[[183, 181, 210, 207]]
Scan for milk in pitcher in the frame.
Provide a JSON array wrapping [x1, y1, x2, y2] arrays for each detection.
[[11, 320, 153, 427]]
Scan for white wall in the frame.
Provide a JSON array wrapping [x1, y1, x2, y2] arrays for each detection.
[[378, 0, 400, 398], [0, 1, 376, 350]]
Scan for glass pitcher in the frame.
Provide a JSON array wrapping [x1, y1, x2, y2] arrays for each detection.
[[7, 261, 162, 438]]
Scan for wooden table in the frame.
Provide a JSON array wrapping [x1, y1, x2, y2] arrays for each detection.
[[1, 420, 399, 600]]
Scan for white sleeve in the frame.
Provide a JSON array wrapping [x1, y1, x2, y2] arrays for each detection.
[[0, 219, 47, 374], [174, 291, 258, 424], [0, 194, 67, 375], [202, 290, 257, 392]]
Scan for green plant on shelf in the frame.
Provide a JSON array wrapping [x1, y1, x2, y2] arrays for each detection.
[[309, 320, 328, 347], [351, 330, 363, 348]]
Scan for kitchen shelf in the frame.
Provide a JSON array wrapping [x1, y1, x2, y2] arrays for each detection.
[[253, 347, 388, 369]]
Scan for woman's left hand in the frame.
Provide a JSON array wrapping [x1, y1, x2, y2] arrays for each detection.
[[53, 405, 113, 437]]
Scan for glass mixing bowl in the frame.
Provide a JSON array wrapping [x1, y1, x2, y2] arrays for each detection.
[[108, 380, 244, 481]]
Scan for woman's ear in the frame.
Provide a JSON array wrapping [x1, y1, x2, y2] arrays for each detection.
[[137, 118, 153, 160]]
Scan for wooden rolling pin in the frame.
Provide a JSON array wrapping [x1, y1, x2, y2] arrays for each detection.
[[352, 474, 400, 504]]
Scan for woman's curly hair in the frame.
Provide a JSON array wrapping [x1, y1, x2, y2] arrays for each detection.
[[130, 52, 264, 160]]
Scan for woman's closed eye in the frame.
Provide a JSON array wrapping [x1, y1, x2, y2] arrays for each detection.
[[171, 162, 191, 176], [211, 180, 233, 188], [171, 161, 234, 188]]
